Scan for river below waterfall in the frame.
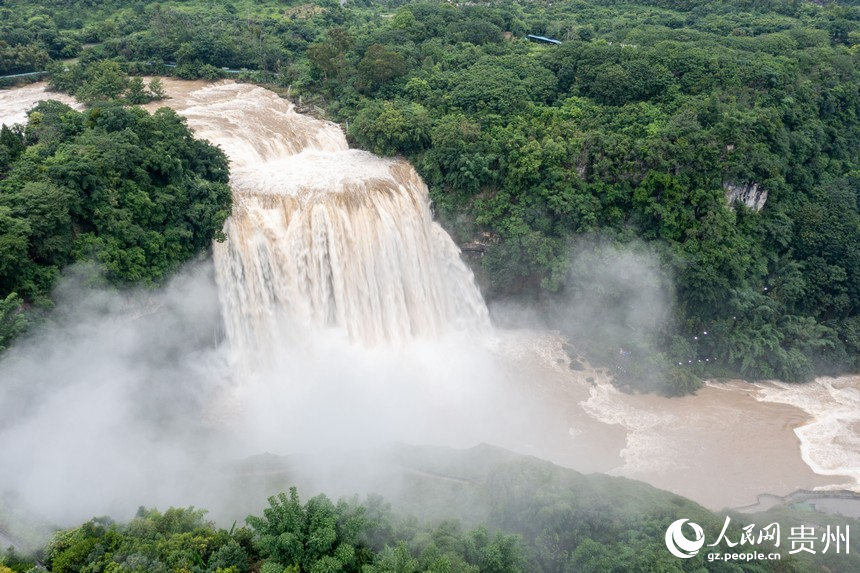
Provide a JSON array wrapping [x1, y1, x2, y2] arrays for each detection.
[[0, 80, 858, 516]]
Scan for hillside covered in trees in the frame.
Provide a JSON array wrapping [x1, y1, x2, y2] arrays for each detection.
[[3, 445, 858, 572], [0, 99, 231, 351], [1, 0, 859, 392]]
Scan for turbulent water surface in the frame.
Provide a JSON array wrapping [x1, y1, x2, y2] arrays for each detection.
[[0, 82, 81, 125], [1, 80, 859, 516]]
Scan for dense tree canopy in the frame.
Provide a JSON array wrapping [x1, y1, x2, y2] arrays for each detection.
[[6, 467, 851, 573], [0, 99, 231, 343], [5, 440, 858, 572]]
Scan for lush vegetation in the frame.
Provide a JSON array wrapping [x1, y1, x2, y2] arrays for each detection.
[[2, 0, 860, 391], [0, 100, 231, 344], [6, 441, 857, 573], [47, 59, 167, 104]]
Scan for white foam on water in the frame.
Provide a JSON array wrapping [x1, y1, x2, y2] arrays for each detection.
[[172, 82, 347, 168], [754, 376, 860, 489], [579, 380, 683, 474]]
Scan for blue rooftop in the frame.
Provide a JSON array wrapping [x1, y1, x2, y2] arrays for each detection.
[[527, 34, 562, 45]]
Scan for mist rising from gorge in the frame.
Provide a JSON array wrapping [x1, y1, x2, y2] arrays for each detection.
[[0, 258, 566, 528]]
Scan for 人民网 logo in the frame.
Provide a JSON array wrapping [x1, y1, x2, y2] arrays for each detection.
[[666, 519, 706, 558]]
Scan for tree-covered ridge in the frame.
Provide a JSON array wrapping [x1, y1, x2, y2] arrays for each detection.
[[0, 483, 837, 573], [1, 491, 525, 573], [1, 0, 860, 390], [2, 443, 857, 572], [0, 100, 232, 344]]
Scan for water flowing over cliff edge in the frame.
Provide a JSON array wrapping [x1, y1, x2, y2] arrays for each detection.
[[159, 83, 489, 373]]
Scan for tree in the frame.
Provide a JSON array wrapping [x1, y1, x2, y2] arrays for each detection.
[[76, 60, 129, 103], [126, 76, 150, 104], [350, 100, 431, 156], [148, 78, 166, 100], [0, 100, 230, 318], [357, 44, 406, 94], [448, 63, 530, 116], [0, 292, 27, 351], [0, 207, 31, 296], [246, 488, 308, 567], [0, 124, 25, 173], [307, 28, 353, 81]]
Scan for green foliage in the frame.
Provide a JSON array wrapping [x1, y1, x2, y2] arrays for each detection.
[[148, 77, 166, 100], [43, 508, 247, 573], [242, 486, 529, 573], [246, 487, 368, 573], [48, 61, 166, 104], [75, 60, 128, 102], [0, 545, 35, 573], [126, 76, 149, 104], [29, 445, 842, 573], [357, 44, 407, 94], [351, 100, 431, 156], [34, 486, 529, 573], [0, 98, 230, 349]]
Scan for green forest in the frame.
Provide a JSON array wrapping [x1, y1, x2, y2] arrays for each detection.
[[3, 445, 858, 573], [0, 99, 232, 351], [1, 0, 860, 392]]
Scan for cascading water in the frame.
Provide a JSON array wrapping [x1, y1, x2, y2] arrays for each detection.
[[170, 83, 490, 371]]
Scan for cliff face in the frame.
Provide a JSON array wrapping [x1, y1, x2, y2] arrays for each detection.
[[724, 181, 768, 211]]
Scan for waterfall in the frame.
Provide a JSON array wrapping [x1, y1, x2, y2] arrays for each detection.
[[172, 83, 489, 371]]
